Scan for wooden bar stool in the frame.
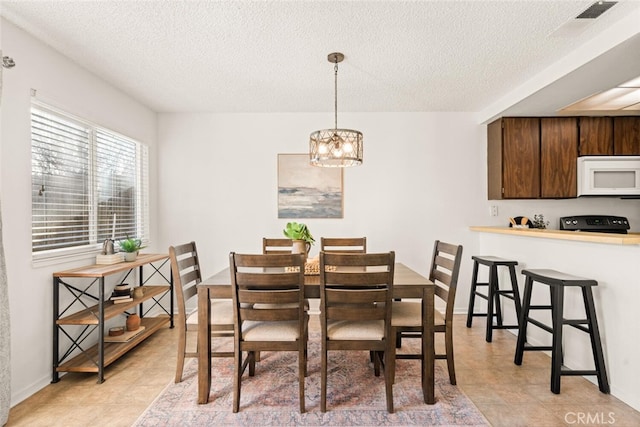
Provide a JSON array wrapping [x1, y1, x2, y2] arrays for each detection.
[[514, 269, 610, 394], [466, 256, 521, 342]]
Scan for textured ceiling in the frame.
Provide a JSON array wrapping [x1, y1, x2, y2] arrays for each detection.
[[1, 0, 640, 116]]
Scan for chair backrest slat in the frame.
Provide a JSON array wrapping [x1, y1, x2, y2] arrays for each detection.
[[263, 238, 294, 254], [238, 288, 299, 304], [324, 271, 391, 287], [327, 306, 386, 321], [320, 237, 367, 254]]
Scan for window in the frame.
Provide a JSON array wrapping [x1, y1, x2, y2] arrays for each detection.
[[31, 102, 149, 260]]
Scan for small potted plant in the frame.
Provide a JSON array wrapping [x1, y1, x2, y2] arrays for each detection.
[[531, 214, 550, 229], [118, 235, 146, 262], [283, 222, 315, 261]]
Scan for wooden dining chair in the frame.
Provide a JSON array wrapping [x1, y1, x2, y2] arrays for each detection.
[[169, 241, 234, 383], [262, 237, 293, 254], [319, 251, 395, 413], [229, 252, 309, 413], [391, 240, 463, 385], [320, 237, 366, 254]]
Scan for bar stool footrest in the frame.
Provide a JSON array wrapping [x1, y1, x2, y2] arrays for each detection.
[[523, 345, 553, 351], [561, 369, 600, 376], [525, 318, 554, 334]]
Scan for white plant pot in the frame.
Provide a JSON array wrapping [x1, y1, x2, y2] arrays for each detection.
[[291, 240, 308, 263], [123, 252, 138, 262]]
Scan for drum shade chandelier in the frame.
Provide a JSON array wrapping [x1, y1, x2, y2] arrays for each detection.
[[310, 52, 363, 167]]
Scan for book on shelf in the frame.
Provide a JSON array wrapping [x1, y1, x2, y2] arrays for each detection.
[[110, 294, 132, 300], [112, 297, 133, 304]]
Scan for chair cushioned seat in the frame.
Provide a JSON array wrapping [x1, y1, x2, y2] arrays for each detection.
[[242, 320, 301, 341], [392, 301, 445, 327], [186, 299, 234, 330], [327, 319, 384, 340]]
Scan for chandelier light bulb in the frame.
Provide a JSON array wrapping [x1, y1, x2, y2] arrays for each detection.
[[318, 143, 329, 154]]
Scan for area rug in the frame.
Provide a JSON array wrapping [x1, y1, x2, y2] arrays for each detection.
[[134, 335, 489, 426]]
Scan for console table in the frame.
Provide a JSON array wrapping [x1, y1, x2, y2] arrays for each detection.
[[52, 253, 173, 383]]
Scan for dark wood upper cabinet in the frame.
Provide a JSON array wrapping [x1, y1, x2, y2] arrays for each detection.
[[578, 117, 613, 155], [488, 117, 540, 199], [541, 118, 577, 198], [488, 115, 638, 200], [614, 117, 640, 155]]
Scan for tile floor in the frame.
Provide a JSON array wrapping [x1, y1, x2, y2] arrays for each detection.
[[6, 315, 640, 426]]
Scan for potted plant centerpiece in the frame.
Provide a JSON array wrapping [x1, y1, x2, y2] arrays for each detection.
[[283, 222, 315, 262], [118, 236, 146, 262]]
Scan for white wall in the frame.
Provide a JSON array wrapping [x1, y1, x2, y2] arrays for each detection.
[[0, 19, 158, 405], [156, 111, 487, 311]]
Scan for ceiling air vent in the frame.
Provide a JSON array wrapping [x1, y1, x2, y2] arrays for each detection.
[[576, 1, 617, 19]]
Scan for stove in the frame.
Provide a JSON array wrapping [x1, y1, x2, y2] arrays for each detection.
[[559, 215, 630, 234]]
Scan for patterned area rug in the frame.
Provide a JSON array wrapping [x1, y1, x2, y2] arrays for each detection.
[[134, 335, 489, 426]]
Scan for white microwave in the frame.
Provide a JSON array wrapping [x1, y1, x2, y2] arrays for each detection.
[[577, 156, 640, 196]]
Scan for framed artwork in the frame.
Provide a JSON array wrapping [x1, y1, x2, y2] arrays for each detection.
[[278, 153, 343, 218]]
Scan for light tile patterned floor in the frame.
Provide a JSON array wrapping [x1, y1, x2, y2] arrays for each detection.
[[7, 315, 640, 426]]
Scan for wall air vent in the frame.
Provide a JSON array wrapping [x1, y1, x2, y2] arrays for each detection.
[[576, 1, 617, 19]]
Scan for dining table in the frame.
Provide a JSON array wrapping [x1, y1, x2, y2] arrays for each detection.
[[196, 262, 436, 405]]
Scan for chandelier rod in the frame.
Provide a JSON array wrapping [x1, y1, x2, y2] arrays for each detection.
[[333, 57, 338, 131]]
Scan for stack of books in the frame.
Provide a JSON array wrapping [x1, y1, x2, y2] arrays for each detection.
[[110, 283, 133, 304]]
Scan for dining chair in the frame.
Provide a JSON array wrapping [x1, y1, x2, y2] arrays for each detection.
[[229, 252, 309, 413], [262, 237, 293, 254], [169, 241, 234, 383], [319, 251, 395, 413], [320, 237, 367, 253], [391, 240, 463, 385]]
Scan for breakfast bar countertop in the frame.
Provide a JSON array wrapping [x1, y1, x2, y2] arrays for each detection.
[[469, 226, 640, 245]]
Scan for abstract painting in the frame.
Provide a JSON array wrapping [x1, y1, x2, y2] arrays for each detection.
[[278, 154, 343, 218]]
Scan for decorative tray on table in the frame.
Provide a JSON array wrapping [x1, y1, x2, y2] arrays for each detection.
[[286, 257, 336, 275], [304, 258, 321, 275]]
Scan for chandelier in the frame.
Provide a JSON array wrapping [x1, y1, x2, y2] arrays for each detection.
[[309, 52, 363, 167]]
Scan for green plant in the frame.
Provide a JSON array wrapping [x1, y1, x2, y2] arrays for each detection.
[[118, 236, 146, 253], [282, 222, 315, 245], [531, 214, 550, 229]]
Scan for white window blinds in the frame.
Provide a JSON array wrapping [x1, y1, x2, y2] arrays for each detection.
[[31, 103, 149, 257]]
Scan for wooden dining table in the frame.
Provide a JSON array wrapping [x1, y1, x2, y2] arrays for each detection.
[[196, 262, 436, 405]]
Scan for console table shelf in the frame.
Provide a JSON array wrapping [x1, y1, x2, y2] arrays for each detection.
[[52, 253, 173, 383], [56, 316, 169, 373]]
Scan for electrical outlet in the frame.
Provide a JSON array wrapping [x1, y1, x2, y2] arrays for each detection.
[[490, 205, 498, 217]]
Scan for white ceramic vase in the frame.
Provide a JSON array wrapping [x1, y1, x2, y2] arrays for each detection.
[[123, 251, 137, 262], [291, 240, 308, 263]]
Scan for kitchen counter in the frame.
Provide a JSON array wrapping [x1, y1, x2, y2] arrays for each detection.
[[469, 226, 640, 245], [471, 227, 640, 411]]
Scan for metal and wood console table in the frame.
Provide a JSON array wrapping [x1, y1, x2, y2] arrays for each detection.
[[52, 253, 173, 383]]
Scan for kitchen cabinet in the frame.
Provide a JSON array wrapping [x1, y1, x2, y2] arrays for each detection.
[[488, 117, 578, 199], [541, 117, 578, 198], [614, 117, 640, 155], [578, 117, 613, 155], [488, 117, 540, 199], [52, 253, 173, 383]]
